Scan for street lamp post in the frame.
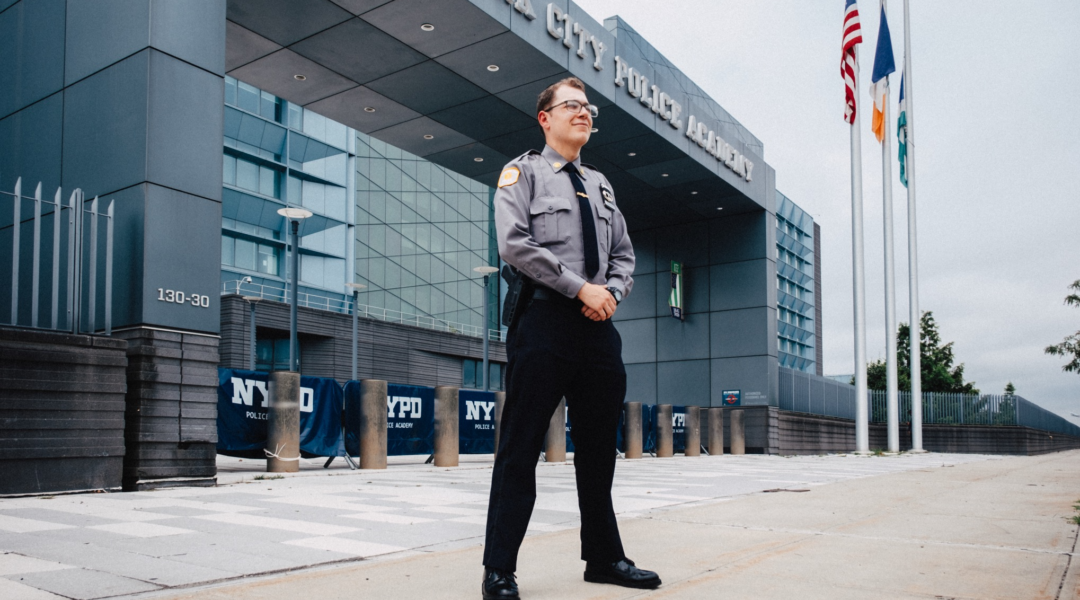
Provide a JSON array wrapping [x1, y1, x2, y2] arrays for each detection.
[[345, 282, 367, 381], [473, 265, 499, 391], [242, 296, 262, 370], [277, 207, 312, 372]]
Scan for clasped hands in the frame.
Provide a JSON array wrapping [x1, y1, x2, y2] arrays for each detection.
[[577, 282, 617, 322]]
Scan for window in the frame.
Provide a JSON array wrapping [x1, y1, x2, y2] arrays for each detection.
[[229, 155, 281, 199], [222, 235, 281, 276], [462, 358, 504, 391], [256, 338, 298, 372]]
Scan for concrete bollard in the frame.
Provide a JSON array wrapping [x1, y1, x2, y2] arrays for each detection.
[[624, 402, 642, 459], [359, 380, 388, 469], [544, 399, 566, 462], [433, 386, 459, 467], [493, 391, 506, 459], [684, 406, 701, 456], [656, 404, 673, 457], [730, 409, 746, 455], [266, 371, 301, 473], [708, 407, 724, 456]]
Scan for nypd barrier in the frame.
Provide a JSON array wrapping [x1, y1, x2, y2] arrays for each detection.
[[219, 370, 707, 461], [217, 369, 343, 458]]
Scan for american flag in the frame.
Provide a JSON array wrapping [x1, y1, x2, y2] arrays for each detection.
[[841, 0, 864, 124]]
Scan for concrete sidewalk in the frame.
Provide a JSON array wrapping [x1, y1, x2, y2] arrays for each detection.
[[157, 451, 1079, 600], [0, 451, 1075, 599]]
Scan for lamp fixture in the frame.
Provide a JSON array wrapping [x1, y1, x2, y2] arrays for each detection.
[[474, 157, 484, 162], [691, 191, 698, 195], [293, 74, 307, 81], [421, 23, 435, 31], [487, 65, 500, 72], [423, 134, 434, 140], [277, 207, 313, 220], [363, 107, 376, 113], [661, 173, 669, 177], [627, 152, 636, 157], [716, 207, 724, 211]]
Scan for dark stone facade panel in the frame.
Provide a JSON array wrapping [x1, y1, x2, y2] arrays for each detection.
[[0, 327, 128, 494], [115, 326, 218, 489]]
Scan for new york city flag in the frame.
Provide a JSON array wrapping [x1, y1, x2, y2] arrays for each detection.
[[897, 70, 908, 186]]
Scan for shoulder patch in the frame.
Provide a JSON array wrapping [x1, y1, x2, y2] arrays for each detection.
[[498, 167, 520, 188]]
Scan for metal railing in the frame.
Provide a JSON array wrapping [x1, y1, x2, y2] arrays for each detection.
[[2, 177, 114, 335], [779, 368, 1079, 438], [778, 367, 858, 419], [869, 391, 1022, 427], [223, 280, 505, 342]]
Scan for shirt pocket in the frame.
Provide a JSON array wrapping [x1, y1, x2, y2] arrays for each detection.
[[597, 207, 613, 251], [529, 196, 573, 246]]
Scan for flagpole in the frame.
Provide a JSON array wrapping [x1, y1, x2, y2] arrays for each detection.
[[850, 47, 870, 454], [880, 0, 900, 454], [903, 0, 924, 452]]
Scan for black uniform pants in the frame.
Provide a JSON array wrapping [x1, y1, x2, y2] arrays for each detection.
[[483, 294, 627, 573]]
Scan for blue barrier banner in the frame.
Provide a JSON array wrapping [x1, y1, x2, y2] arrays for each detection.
[[343, 382, 435, 457], [643, 404, 656, 454], [217, 368, 344, 458], [615, 404, 656, 454], [564, 406, 574, 454], [387, 384, 434, 456], [459, 390, 497, 454], [672, 406, 687, 453]]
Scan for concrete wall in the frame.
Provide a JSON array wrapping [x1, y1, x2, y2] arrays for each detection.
[[220, 294, 506, 387]]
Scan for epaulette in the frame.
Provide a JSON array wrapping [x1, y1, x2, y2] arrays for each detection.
[[515, 149, 542, 161], [580, 162, 599, 172]]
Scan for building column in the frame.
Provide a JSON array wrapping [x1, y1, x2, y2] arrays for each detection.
[[0, 0, 227, 488]]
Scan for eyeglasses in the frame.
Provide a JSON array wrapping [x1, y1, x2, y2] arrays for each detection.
[[542, 99, 598, 119]]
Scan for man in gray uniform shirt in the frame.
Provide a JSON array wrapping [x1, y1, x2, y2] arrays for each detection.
[[481, 77, 661, 600]]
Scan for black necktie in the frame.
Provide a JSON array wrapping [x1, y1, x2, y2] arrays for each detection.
[[565, 167, 600, 278]]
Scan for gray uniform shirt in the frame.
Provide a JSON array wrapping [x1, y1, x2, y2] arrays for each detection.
[[494, 145, 635, 300]]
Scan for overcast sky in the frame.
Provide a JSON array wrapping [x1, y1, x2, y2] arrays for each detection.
[[575, 0, 1080, 422]]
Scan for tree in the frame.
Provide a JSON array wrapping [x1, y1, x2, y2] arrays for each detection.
[[1045, 280, 1080, 374], [1004, 382, 1015, 396], [863, 311, 979, 394]]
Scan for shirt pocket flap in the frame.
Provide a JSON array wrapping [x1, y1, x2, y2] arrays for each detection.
[[597, 207, 613, 222], [530, 196, 573, 215]]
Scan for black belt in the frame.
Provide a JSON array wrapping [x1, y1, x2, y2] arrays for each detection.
[[531, 286, 579, 305]]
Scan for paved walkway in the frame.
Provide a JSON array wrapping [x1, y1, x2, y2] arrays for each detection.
[[0, 450, 1076, 599]]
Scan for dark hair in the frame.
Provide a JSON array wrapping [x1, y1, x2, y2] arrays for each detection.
[[536, 77, 587, 116]]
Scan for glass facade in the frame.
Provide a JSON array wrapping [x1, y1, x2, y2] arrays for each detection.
[[221, 77, 500, 338], [775, 191, 817, 373], [221, 76, 352, 303], [353, 134, 498, 332]]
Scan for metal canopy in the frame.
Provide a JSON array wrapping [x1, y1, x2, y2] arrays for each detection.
[[225, 0, 774, 231]]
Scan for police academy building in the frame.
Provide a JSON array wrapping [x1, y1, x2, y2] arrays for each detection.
[[1, 0, 844, 486]]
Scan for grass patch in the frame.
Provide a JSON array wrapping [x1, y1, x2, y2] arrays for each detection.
[[871, 448, 886, 457], [253, 474, 284, 481], [1071, 501, 1080, 525]]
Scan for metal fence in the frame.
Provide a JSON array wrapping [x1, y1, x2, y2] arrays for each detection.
[[2, 177, 114, 335], [868, 391, 1021, 427], [778, 367, 858, 419], [776, 374, 1080, 438], [224, 280, 505, 342]]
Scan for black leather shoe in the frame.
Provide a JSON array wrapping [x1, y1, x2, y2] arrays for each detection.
[[584, 558, 661, 589], [482, 568, 520, 600]]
